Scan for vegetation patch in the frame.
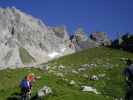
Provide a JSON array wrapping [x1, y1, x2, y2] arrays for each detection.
[[19, 47, 35, 64], [0, 47, 133, 100]]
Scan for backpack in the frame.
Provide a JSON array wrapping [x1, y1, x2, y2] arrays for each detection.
[[127, 65, 133, 75], [20, 79, 30, 89]]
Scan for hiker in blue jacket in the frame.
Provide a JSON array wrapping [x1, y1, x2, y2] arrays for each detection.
[[19, 73, 41, 99], [123, 59, 133, 100], [20, 76, 31, 99], [124, 59, 133, 85]]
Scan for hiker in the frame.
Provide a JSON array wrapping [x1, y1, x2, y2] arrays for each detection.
[[20, 76, 31, 99], [20, 73, 41, 99], [123, 59, 133, 100], [27, 73, 35, 83], [26, 72, 41, 84], [124, 59, 133, 85]]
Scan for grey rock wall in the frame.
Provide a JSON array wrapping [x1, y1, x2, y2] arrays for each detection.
[[0, 7, 75, 69]]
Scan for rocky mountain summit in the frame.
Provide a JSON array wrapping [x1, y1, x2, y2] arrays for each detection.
[[0, 7, 75, 69], [70, 28, 111, 50]]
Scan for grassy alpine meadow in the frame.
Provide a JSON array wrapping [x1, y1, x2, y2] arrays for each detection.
[[0, 47, 133, 100]]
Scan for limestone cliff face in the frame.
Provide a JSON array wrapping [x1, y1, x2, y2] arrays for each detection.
[[0, 7, 75, 69]]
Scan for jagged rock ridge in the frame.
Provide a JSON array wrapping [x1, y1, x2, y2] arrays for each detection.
[[70, 28, 111, 51], [0, 7, 75, 69]]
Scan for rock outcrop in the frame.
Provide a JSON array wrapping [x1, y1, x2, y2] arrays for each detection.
[[37, 86, 53, 98], [70, 31, 111, 51], [90, 32, 111, 46], [81, 86, 100, 94], [0, 7, 75, 69]]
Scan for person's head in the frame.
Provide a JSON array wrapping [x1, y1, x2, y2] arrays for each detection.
[[26, 73, 35, 82], [126, 59, 132, 65]]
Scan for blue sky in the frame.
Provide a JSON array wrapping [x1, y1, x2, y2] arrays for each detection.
[[0, 0, 133, 39]]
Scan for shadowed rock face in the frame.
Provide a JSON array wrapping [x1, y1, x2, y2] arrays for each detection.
[[70, 30, 111, 51], [90, 32, 111, 46], [0, 7, 75, 69]]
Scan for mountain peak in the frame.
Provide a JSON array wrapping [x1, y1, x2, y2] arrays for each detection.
[[0, 7, 74, 69]]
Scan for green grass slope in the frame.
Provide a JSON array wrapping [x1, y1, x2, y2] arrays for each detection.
[[0, 47, 133, 100]]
